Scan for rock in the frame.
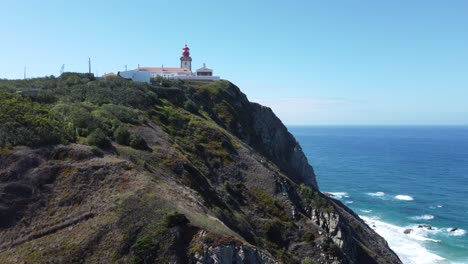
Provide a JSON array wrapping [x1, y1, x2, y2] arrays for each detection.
[[404, 228, 413, 234], [195, 245, 278, 264], [450, 228, 458, 232], [417, 224, 433, 230]]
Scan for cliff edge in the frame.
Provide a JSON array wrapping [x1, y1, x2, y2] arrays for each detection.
[[0, 75, 400, 263]]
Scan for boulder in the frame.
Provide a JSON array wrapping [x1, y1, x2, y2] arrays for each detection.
[[403, 229, 413, 234]]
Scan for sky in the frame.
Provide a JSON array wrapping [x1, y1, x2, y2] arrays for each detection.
[[1, 0, 467, 125]]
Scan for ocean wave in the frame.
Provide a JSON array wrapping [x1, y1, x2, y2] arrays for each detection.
[[360, 216, 445, 264], [446, 228, 466, 237], [345, 201, 353, 204], [367, 191, 385, 197], [395, 195, 414, 201], [411, 215, 434, 220], [325, 192, 348, 199], [360, 209, 372, 213]]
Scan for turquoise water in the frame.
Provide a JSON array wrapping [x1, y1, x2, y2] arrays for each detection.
[[289, 126, 468, 264]]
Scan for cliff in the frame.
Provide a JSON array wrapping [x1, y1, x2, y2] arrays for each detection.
[[0, 75, 401, 263]]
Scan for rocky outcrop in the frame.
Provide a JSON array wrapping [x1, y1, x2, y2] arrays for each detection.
[[194, 245, 277, 264], [250, 103, 318, 189]]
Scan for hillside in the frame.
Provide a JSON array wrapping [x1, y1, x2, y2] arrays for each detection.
[[0, 74, 401, 264]]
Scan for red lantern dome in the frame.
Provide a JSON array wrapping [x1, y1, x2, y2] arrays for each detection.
[[182, 44, 190, 57]]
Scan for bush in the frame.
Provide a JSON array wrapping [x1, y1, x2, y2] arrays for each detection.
[[0, 91, 73, 147], [184, 99, 198, 114], [303, 232, 316, 244], [129, 134, 149, 150], [90, 146, 104, 157], [114, 126, 130, 145], [87, 129, 111, 149], [302, 257, 315, 264], [131, 236, 158, 264]]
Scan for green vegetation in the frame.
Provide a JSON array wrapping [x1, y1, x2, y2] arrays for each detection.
[[114, 126, 130, 145], [130, 212, 190, 264], [303, 232, 316, 244], [87, 128, 111, 149], [0, 90, 73, 147], [0, 74, 149, 149], [302, 257, 315, 264], [129, 134, 149, 150], [249, 186, 289, 221]]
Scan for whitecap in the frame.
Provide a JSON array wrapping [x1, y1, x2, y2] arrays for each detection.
[[326, 192, 348, 199], [395, 195, 414, 201], [360, 216, 445, 264], [410, 215, 434, 220], [345, 201, 354, 204], [360, 209, 372, 213], [446, 228, 466, 236], [367, 191, 385, 197]]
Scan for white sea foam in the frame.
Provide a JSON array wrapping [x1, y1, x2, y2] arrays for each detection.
[[360, 216, 445, 264], [326, 192, 348, 199], [395, 195, 414, 201], [345, 201, 353, 204], [411, 214, 434, 220], [367, 191, 385, 197], [446, 228, 466, 237], [360, 209, 372, 213]]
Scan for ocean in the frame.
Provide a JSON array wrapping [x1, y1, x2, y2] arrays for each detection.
[[289, 126, 468, 264]]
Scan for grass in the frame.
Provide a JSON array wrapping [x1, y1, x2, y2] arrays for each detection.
[[249, 187, 289, 221]]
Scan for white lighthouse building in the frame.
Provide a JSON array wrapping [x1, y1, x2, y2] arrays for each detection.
[[114, 45, 220, 83]]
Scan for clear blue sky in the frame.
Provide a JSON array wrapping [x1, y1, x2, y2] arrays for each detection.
[[1, 0, 467, 125]]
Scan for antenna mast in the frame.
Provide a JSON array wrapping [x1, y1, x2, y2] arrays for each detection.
[[88, 58, 92, 74], [60, 64, 65, 75]]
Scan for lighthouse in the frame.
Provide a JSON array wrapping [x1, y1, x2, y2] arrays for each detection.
[[180, 44, 192, 71]]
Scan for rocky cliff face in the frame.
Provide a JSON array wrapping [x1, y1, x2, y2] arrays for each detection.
[[250, 103, 318, 189], [0, 77, 400, 263]]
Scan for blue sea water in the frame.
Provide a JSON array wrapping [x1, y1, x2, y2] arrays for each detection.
[[289, 126, 468, 264]]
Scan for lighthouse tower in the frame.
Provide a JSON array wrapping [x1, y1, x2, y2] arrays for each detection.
[[180, 44, 192, 71]]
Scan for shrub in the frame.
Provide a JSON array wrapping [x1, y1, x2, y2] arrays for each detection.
[[87, 129, 111, 149], [114, 126, 130, 145], [184, 99, 198, 114], [0, 91, 73, 147], [101, 104, 140, 124], [250, 187, 289, 221], [302, 257, 315, 264], [131, 236, 158, 264], [129, 134, 149, 150], [90, 146, 104, 157], [303, 232, 316, 244], [299, 184, 314, 203]]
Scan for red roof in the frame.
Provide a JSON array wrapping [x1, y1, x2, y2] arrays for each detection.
[[103, 72, 117, 77], [137, 67, 190, 72]]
